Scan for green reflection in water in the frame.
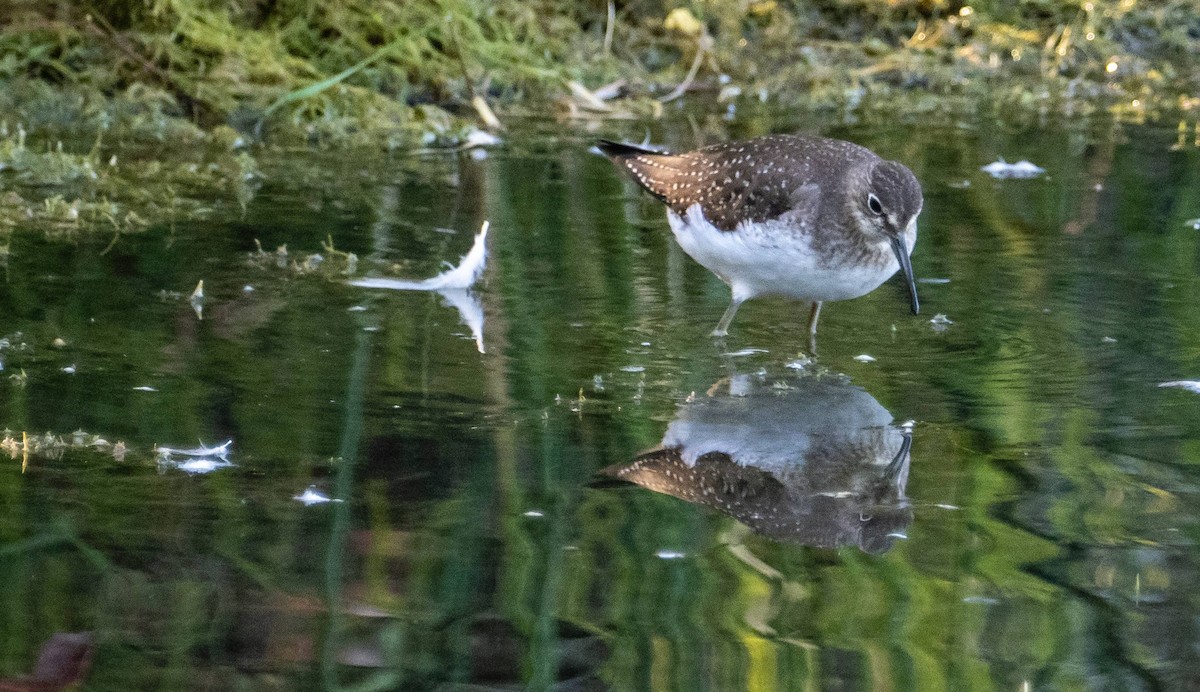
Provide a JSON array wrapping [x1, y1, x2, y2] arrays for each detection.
[[0, 113, 1198, 690]]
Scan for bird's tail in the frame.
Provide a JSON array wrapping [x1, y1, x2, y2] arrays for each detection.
[[595, 139, 667, 159], [596, 139, 684, 205]]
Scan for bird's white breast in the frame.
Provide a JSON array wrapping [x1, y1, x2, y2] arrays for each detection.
[[667, 204, 914, 303]]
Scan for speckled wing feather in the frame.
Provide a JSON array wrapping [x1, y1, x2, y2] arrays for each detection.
[[603, 448, 785, 506], [598, 135, 877, 232]]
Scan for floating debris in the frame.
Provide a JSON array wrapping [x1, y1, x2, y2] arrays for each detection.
[[248, 236, 358, 277], [981, 159, 1045, 179], [293, 486, 342, 506], [462, 129, 501, 149], [522, 510, 545, 518], [655, 550, 687, 560], [785, 355, 813, 370], [567, 80, 615, 113], [61, 364, 76, 374], [620, 365, 645, 373], [853, 354, 876, 363], [1101, 336, 1117, 344], [1, 429, 127, 464], [132, 386, 158, 392], [52, 337, 66, 348], [189, 280, 204, 320], [918, 277, 951, 284], [1159, 381, 1200, 394], [722, 348, 768, 357], [929, 313, 954, 333], [1185, 218, 1200, 230]]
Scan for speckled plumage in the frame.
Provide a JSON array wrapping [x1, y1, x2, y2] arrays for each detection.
[[598, 134, 924, 338], [599, 135, 880, 232], [601, 375, 913, 553]]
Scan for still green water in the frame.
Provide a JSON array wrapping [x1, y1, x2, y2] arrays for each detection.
[[2, 112, 1199, 691]]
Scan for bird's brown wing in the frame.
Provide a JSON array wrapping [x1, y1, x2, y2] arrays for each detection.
[[598, 135, 869, 231]]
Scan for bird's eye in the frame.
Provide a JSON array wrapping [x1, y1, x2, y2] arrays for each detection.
[[867, 193, 884, 215]]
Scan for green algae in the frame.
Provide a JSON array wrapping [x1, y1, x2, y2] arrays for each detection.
[[0, 120, 260, 237], [0, 0, 1196, 239], [3, 0, 1195, 144]]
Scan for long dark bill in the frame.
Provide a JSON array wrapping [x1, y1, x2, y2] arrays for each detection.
[[889, 234, 920, 315]]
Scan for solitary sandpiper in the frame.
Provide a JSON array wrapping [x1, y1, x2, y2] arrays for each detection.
[[599, 134, 922, 339]]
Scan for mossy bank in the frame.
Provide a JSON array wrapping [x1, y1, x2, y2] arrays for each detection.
[[0, 0, 1197, 234]]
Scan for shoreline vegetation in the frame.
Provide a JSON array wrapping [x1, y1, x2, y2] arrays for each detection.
[[0, 0, 1197, 234]]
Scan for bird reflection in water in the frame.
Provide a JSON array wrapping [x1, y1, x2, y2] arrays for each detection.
[[604, 373, 913, 554]]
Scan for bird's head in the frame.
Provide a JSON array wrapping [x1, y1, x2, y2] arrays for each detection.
[[852, 159, 923, 314]]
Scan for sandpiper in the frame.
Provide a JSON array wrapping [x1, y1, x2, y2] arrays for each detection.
[[603, 373, 913, 553], [599, 134, 922, 338]]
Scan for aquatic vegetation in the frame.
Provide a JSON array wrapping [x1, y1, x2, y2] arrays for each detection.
[[0, 119, 264, 239], [0, 0, 1192, 240], [247, 236, 360, 278], [0, 429, 127, 464], [0, 430, 243, 472], [0, 114, 1198, 689], [0, 1, 1193, 146]]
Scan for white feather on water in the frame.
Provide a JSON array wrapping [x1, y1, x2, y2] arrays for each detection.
[[436, 288, 485, 354], [156, 440, 232, 458], [155, 439, 234, 473], [349, 221, 489, 352], [170, 458, 234, 475], [981, 159, 1045, 179], [722, 348, 768, 357], [294, 486, 342, 506], [349, 221, 489, 291], [1159, 380, 1200, 394]]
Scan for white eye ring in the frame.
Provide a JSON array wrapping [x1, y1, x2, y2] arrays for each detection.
[[867, 193, 884, 215]]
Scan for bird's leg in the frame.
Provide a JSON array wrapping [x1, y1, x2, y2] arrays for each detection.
[[806, 301, 822, 354], [711, 296, 744, 337]]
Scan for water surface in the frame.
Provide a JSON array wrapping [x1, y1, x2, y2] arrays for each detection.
[[1, 112, 1199, 690]]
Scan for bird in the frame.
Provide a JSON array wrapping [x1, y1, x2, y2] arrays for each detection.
[[598, 134, 922, 341], [602, 373, 914, 554]]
